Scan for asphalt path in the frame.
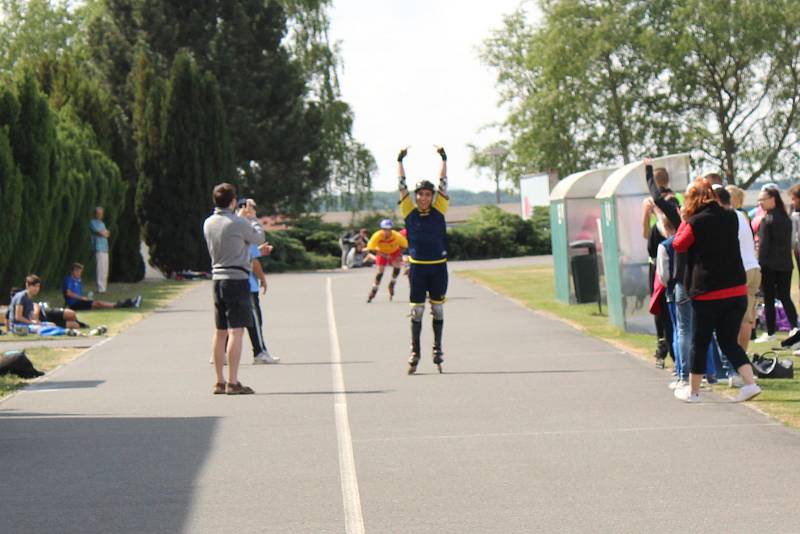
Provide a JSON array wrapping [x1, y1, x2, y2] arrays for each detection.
[[1, 258, 799, 533]]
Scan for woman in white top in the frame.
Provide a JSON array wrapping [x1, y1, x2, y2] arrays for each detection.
[[723, 185, 761, 353]]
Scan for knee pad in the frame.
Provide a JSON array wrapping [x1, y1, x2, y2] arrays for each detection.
[[391, 267, 401, 279], [410, 304, 424, 322], [431, 303, 444, 321], [374, 271, 384, 284]]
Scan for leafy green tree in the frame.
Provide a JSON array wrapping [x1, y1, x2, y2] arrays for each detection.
[[0, 0, 82, 78], [482, 2, 682, 179], [468, 141, 511, 203], [88, 0, 373, 214], [646, 0, 800, 186], [136, 50, 233, 276]]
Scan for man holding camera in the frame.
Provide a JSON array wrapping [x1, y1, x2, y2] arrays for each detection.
[[203, 183, 265, 395]]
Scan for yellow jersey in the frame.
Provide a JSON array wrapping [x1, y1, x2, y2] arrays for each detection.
[[366, 229, 408, 255]]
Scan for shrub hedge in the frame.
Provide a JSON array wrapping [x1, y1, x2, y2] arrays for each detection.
[[261, 205, 551, 272]]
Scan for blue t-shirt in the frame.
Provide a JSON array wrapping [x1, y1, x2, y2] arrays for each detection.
[[8, 290, 34, 323], [248, 245, 262, 293], [63, 276, 83, 306], [90, 219, 109, 252]]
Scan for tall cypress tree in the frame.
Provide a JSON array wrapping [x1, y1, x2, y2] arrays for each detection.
[[52, 107, 126, 284], [136, 50, 232, 276], [4, 71, 57, 290], [35, 54, 145, 283], [0, 124, 23, 293]]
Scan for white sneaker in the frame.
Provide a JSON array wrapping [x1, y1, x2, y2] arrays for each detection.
[[674, 386, 701, 403], [209, 356, 227, 366], [253, 351, 280, 364], [789, 327, 799, 337], [753, 333, 776, 344], [668, 379, 688, 390], [733, 383, 762, 402], [727, 374, 744, 388]]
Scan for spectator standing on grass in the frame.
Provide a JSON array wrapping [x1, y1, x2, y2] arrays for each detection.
[[238, 198, 279, 365], [63, 263, 140, 310], [203, 183, 265, 395], [753, 185, 799, 344], [90, 207, 111, 294], [718, 187, 761, 363], [641, 163, 677, 369], [671, 178, 761, 403]]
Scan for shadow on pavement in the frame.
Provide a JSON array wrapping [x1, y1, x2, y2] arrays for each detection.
[[277, 361, 373, 366], [262, 389, 393, 396], [0, 415, 218, 534], [415, 369, 606, 376], [25, 380, 105, 391]]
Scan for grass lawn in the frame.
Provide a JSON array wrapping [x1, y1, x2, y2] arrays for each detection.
[[1, 279, 193, 398], [460, 265, 800, 429]]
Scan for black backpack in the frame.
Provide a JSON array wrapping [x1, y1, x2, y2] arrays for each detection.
[[0, 350, 45, 379]]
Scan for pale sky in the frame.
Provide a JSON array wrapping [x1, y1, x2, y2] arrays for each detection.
[[328, 0, 534, 193]]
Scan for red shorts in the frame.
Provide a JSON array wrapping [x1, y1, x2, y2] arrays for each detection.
[[376, 250, 403, 267]]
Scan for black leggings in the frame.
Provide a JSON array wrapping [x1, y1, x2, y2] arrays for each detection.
[[690, 296, 749, 375], [761, 267, 798, 334]]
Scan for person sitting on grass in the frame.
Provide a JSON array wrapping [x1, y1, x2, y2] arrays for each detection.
[[62, 262, 141, 311], [8, 274, 87, 330]]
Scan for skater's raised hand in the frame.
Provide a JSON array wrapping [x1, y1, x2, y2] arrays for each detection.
[[398, 146, 410, 195], [434, 145, 447, 161], [397, 146, 409, 162], [643, 157, 653, 167]]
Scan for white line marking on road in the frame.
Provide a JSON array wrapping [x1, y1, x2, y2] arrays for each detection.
[[326, 277, 366, 534], [354, 422, 782, 443]]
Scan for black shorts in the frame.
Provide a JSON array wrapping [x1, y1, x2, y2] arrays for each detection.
[[66, 300, 93, 311], [40, 308, 67, 327], [213, 279, 253, 330], [409, 262, 448, 304]]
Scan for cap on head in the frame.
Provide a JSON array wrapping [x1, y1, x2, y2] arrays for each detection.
[[379, 218, 393, 230], [414, 180, 435, 193], [237, 198, 248, 209]]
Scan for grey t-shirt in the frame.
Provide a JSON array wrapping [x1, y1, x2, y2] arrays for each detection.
[[203, 208, 265, 280], [9, 290, 34, 323]]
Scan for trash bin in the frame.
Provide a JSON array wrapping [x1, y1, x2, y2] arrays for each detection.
[[569, 240, 599, 304]]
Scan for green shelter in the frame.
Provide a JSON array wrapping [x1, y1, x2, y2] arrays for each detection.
[[549, 168, 616, 303], [595, 154, 691, 333]]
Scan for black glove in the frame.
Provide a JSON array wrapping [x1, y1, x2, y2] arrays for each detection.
[[437, 146, 447, 161], [397, 148, 408, 162]]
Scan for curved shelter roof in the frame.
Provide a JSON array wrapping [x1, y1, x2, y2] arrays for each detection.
[[550, 168, 617, 201], [595, 153, 692, 200]]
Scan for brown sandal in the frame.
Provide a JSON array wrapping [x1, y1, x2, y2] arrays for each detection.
[[213, 382, 227, 395], [226, 382, 254, 395]]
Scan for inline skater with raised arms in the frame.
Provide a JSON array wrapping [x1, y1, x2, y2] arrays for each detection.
[[397, 145, 449, 374]]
